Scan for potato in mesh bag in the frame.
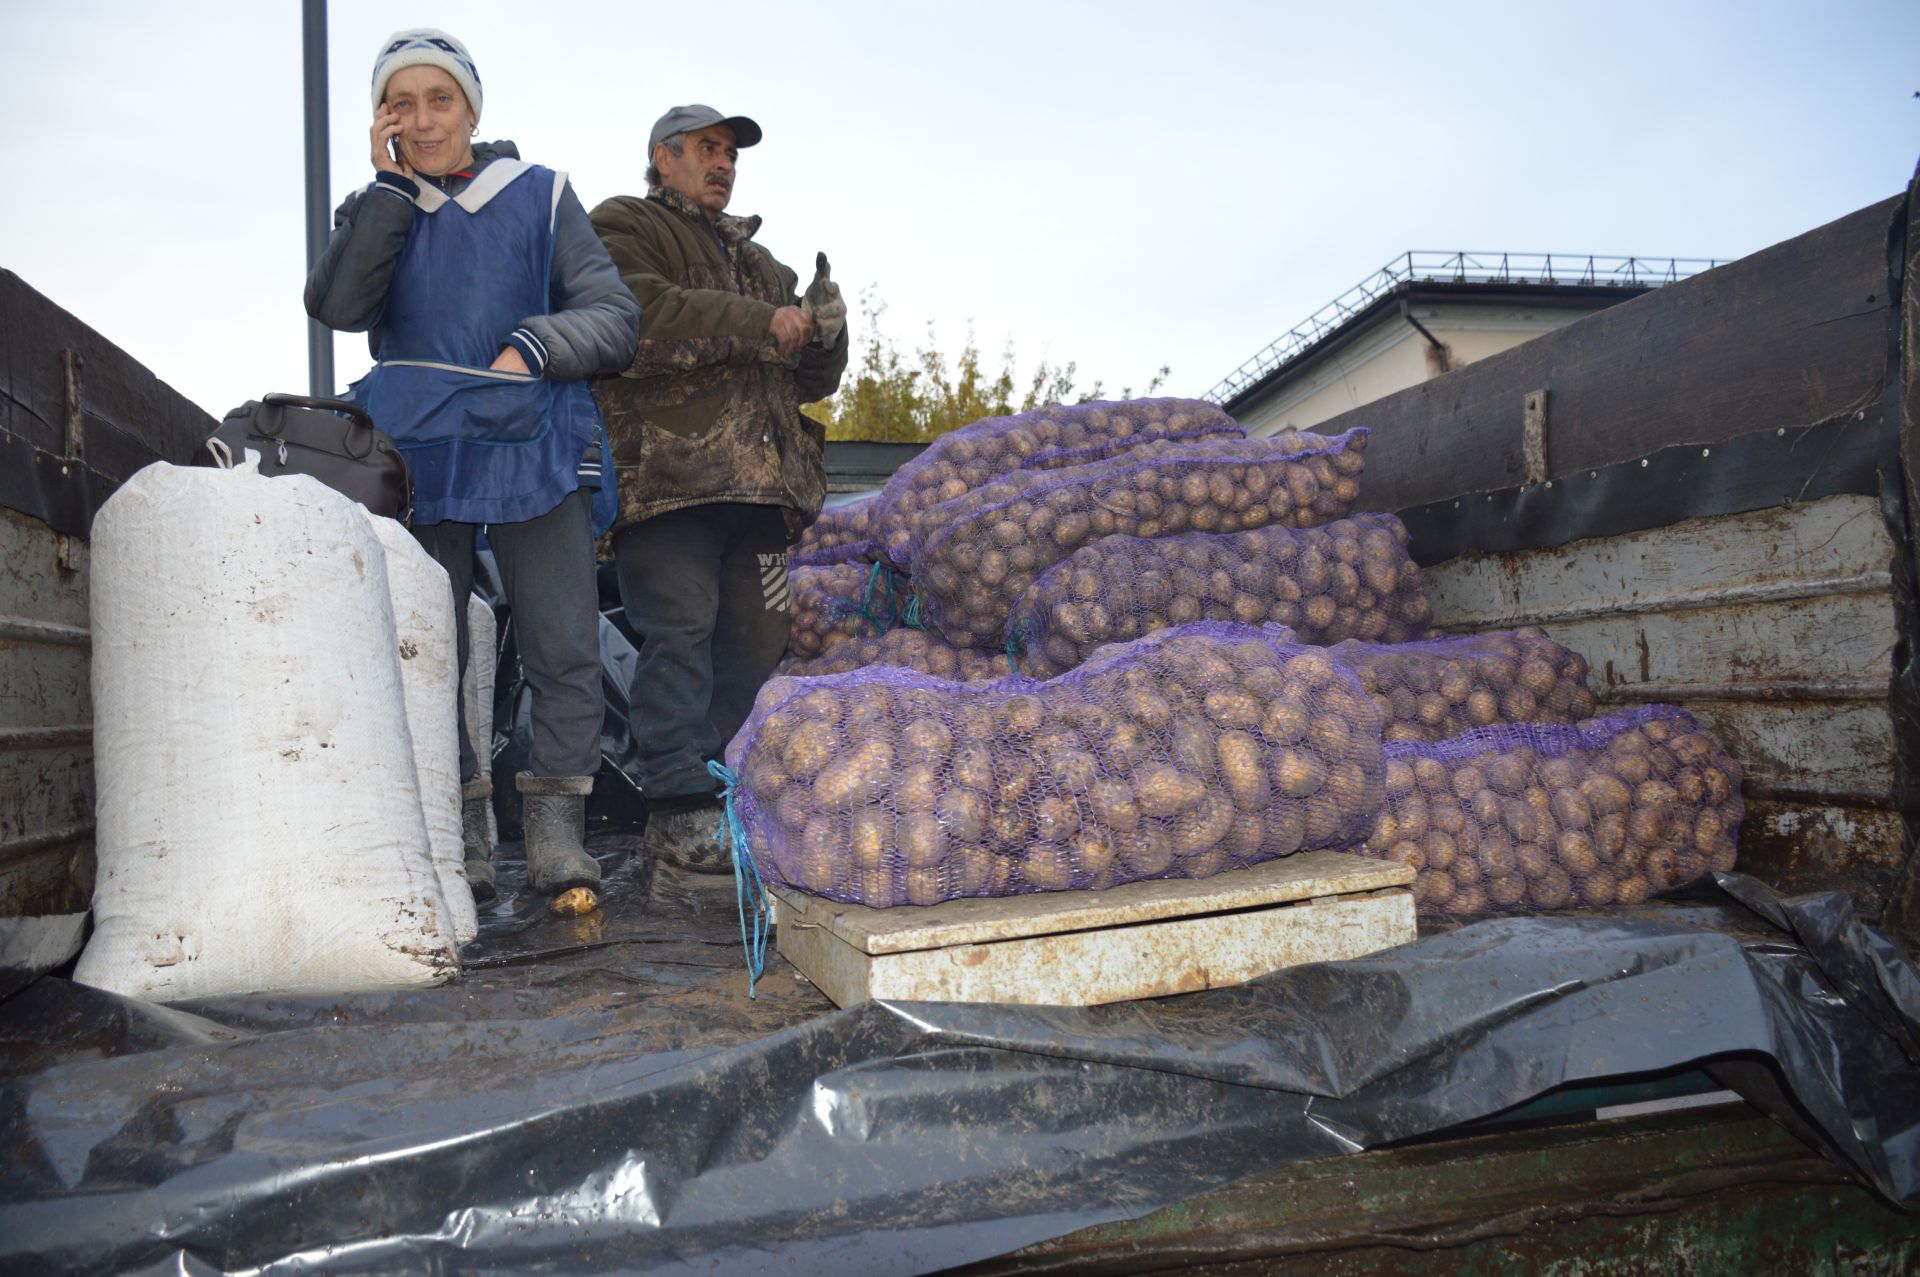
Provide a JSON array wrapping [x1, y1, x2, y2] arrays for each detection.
[[1359, 705, 1742, 915], [727, 620, 1385, 907], [1330, 627, 1597, 743], [1010, 512, 1429, 678], [790, 494, 878, 568], [787, 562, 900, 662], [911, 429, 1371, 650], [872, 397, 1242, 572], [776, 624, 1011, 684]]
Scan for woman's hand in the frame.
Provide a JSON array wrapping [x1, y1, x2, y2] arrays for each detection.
[[371, 106, 411, 178], [490, 346, 531, 376]]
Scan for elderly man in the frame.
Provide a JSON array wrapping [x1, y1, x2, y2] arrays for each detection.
[[591, 106, 848, 871]]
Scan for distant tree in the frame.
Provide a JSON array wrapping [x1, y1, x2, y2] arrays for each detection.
[[804, 289, 1169, 442]]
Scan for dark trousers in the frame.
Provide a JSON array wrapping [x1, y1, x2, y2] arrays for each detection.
[[613, 503, 792, 800], [413, 489, 602, 782]]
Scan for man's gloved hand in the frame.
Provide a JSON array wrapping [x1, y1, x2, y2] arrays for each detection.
[[802, 252, 846, 349]]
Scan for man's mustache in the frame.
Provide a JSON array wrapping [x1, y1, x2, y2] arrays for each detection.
[[704, 169, 732, 188]]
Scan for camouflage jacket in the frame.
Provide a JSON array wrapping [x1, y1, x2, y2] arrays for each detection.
[[588, 185, 848, 534]]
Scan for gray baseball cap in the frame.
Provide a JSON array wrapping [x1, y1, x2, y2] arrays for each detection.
[[647, 104, 763, 152]]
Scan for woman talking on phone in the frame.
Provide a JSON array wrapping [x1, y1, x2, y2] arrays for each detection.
[[306, 29, 638, 904]]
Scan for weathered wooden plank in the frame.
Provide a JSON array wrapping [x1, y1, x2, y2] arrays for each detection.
[[1325, 197, 1902, 512], [1426, 494, 1895, 629], [775, 850, 1412, 956], [776, 885, 1416, 1008]]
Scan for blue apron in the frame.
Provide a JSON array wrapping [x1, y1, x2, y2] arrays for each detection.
[[347, 160, 616, 532]]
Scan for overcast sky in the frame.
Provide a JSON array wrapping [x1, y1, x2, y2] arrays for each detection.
[[2, 1, 1916, 422]]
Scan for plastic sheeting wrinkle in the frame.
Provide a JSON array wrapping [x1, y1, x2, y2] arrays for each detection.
[[1301, 1098, 1367, 1153]]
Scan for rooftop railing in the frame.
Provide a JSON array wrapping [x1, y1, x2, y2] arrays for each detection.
[[1207, 251, 1720, 405]]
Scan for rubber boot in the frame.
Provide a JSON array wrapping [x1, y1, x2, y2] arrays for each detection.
[[516, 773, 601, 895], [460, 778, 498, 903], [643, 795, 733, 875]]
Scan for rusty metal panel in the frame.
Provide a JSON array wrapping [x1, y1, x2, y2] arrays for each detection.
[[1553, 590, 1894, 702], [0, 505, 93, 915], [1686, 700, 1896, 804], [1425, 494, 1893, 627], [1423, 493, 1900, 907], [1741, 802, 1908, 905]]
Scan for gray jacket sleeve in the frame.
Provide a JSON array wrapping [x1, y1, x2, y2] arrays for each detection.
[[303, 176, 417, 334], [516, 184, 641, 381]]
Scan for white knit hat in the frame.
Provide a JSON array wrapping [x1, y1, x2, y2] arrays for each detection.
[[371, 28, 483, 124]]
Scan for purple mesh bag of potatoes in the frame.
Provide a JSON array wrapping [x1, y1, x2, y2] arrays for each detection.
[[786, 563, 901, 663], [726, 620, 1385, 908], [909, 428, 1371, 650], [870, 398, 1243, 572], [1009, 512, 1429, 678], [1329, 627, 1597, 744], [1358, 705, 1743, 915], [789, 494, 878, 568]]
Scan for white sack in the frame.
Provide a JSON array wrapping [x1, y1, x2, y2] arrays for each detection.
[[464, 593, 500, 848], [362, 512, 476, 943], [76, 460, 459, 1001]]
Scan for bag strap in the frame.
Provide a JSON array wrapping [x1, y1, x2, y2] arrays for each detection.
[[258, 393, 380, 461]]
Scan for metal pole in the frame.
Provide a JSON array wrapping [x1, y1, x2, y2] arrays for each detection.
[[302, 0, 334, 397]]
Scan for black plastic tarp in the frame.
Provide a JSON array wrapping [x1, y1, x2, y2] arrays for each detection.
[[2, 861, 1917, 1276]]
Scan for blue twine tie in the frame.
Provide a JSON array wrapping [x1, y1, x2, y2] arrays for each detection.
[[857, 560, 888, 636], [707, 760, 770, 998], [899, 591, 925, 632], [1003, 619, 1036, 676]]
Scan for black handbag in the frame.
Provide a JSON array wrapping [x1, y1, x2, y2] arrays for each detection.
[[196, 393, 411, 519]]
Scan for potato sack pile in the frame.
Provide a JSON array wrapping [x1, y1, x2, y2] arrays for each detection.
[[752, 401, 1747, 916]]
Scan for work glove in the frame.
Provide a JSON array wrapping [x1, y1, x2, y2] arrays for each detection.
[[802, 252, 847, 349]]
